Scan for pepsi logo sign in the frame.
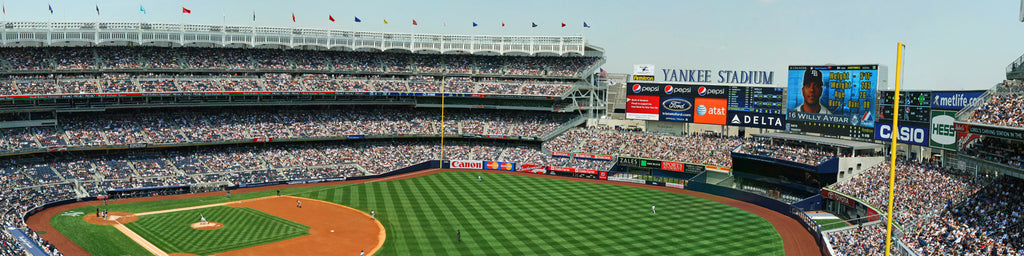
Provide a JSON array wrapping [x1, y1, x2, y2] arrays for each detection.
[[664, 85, 674, 94], [631, 84, 642, 93], [698, 86, 707, 96]]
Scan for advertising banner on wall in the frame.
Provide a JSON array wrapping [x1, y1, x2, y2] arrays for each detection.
[[727, 111, 786, 130], [931, 91, 986, 110], [450, 160, 483, 169], [874, 123, 930, 146], [659, 97, 694, 122], [930, 110, 958, 150], [518, 164, 548, 174], [484, 161, 516, 171], [626, 95, 660, 120], [693, 97, 728, 125]]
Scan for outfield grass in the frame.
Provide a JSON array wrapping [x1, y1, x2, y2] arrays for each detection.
[[54, 172, 785, 255], [301, 172, 783, 255], [126, 206, 310, 255]]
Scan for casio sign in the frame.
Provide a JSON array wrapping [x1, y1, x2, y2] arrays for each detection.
[[879, 124, 926, 144], [662, 99, 693, 111]]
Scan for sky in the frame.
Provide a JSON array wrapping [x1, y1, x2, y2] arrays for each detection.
[[1, 0, 1022, 91]]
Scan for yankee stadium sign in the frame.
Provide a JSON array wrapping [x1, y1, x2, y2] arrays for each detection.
[[661, 68, 774, 85]]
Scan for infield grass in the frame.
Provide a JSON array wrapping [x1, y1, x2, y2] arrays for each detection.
[[126, 206, 310, 255], [54, 171, 784, 255]]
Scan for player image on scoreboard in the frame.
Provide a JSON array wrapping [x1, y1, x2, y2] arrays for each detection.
[[785, 65, 878, 130]]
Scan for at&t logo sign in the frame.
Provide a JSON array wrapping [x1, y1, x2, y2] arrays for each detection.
[[696, 105, 725, 116]]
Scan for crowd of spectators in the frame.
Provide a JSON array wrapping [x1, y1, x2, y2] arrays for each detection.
[[829, 160, 986, 230], [546, 128, 743, 167], [827, 225, 889, 256], [735, 139, 838, 165], [0, 108, 573, 154], [0, 73, 579, 96], [0, 46, 599, 78], [903, 176, 1023, 255], [824, 159, 1024, 255], [966, 93, 1024, 128], [963, 137, 1024, 168]]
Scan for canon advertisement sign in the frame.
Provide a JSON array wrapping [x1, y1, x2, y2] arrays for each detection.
[[450, 160, 483, 169]]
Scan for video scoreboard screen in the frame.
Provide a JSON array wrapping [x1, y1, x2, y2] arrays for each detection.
[[728, 86, 784, 115], [785, 65, 880, 139]]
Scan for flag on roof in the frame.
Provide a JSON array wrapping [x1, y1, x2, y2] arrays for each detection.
[[412, 19, 418, 25], [472, 22, 478, 27], [140, 5, 146, 14], [583, 22, 591, 28], [292, 13, 295, 22], [95, 4, 100, 15], [48, 4, 53, 14], [561, 22, 566, 27], [329, 15, 335, 22], [531, 22, 537, 27], [182, 7, 191, 14], [354, 16, 361, 22], [383, 18, 389, 24], [599, 68, 607, 78]]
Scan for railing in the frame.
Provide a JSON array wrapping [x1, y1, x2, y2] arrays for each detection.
[[955, 83, 999, 120], [0, 21, 590, 56]]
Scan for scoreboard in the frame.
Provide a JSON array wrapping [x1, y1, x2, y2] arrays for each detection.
[[877, 91, 931, 125], [728, 86, 785, 115], [877, 105, 930, 124], [875, 90, 932, 146], [880, 91, 931, 107]]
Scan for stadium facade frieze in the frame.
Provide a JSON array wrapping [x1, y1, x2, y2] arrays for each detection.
[[0, 21, 592, 56]]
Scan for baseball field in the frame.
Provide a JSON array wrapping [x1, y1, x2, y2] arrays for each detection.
[[41, 170, 793, 255]]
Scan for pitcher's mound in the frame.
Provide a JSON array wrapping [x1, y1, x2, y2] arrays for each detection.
[[190, 222, 224, 230]]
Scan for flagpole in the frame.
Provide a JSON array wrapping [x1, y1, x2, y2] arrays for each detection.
[[440, 75, 446, 168], [883, 42, 906, 256]]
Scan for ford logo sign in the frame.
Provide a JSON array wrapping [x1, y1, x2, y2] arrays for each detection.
[[662, 99, 693, 111]]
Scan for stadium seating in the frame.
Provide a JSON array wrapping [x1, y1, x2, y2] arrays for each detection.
[[546, 128, 742, 167], [0, 47, 600, 98]]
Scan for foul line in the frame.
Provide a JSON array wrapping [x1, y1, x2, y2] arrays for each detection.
[[112, 221, 168, 256]]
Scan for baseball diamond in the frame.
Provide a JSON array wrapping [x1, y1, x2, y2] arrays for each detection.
[[32, 170, 811, 255]]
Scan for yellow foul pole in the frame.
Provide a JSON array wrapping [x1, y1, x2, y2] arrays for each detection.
[[440, 76, 446, 168], [884, 42, 906, 256]]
